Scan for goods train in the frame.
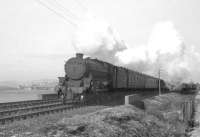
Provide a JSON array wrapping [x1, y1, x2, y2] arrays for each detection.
[[56, 53, 167, 101]]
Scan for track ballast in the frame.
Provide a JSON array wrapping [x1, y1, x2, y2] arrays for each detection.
[[0, 99, 84, 125]]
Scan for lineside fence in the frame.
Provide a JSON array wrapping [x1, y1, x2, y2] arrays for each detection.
[[125, 93, 195, 125]]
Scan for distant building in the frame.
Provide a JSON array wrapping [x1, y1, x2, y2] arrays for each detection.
[[18, 80, 58, 91]]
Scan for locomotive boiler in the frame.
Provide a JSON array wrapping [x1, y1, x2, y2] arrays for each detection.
[[57, 53, 166, 101]]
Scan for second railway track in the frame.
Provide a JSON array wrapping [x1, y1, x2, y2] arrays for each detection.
[[0, 102, 63, 117], [0, 90, 162, 125], [0, 99, 60, 110], [0, 100, 84, 125]]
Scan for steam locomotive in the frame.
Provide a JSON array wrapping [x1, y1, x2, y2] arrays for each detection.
[[56, 53, 166, 101], [173, 82, 197, 94]]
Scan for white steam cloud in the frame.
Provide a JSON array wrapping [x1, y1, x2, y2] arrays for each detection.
[[73, 16, 200, 84], [72, 12, 126, 62], [116, 21, 200, 84]]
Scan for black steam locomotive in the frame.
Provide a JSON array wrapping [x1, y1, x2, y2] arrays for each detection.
[[56, 53, 166, 102], [173, 82, 197, 94]]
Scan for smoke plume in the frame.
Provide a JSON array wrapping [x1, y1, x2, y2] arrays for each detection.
[[73, 17, 200, 84], [116, 21, 200, 84], [72, 13, 126, 62]]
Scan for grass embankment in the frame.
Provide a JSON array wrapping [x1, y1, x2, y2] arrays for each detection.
[[0, 106, 106, 137], [38, 105, 187, 137]]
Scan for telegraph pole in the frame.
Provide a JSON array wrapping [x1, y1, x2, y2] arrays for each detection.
[[158, 67, 161, 95]]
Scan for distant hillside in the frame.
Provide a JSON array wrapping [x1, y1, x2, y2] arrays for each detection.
[[0, 81, 19, 91], [18, 79, 58, 90], [0, 81, 19, 86], [0, 79, 58, 91], [0, 86, 19, 91]]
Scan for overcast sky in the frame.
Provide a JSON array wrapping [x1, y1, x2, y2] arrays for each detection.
[[0, 0, 200, 82]]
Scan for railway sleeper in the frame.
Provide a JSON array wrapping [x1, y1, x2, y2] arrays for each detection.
[[0, 103, 82, 125], [0, 101, 59, 111], [0, 99, 57, 106], [0, 103, 62, 117], [0, 99, 60, 110]]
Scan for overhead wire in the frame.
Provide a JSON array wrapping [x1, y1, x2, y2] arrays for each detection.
[[75, 0, 88, 12], [35, 0, 77, 27], [53, 0, 80, 21]]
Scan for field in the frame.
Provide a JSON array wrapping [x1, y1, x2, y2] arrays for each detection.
[[0, 89, 55, 103]]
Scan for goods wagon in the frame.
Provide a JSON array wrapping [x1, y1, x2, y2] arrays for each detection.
[[56, 53, 166, 101]]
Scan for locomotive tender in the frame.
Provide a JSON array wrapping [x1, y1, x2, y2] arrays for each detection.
[[57, 53, 166, 100]]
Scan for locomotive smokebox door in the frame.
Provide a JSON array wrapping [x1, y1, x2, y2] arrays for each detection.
[[65, 53, 86, 80]]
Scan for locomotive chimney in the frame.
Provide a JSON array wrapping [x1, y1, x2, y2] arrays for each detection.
[[76, 53, 83, 59]]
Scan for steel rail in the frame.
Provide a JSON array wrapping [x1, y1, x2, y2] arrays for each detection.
[[0, 99, 60, 110], [0, 102, 84, 125]]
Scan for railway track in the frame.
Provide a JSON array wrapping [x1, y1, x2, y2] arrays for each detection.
[[0, 90, 163, 125], [0, 102, 62, 117], [0, 99, 60, 110], [0, 101, 84, 125]]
